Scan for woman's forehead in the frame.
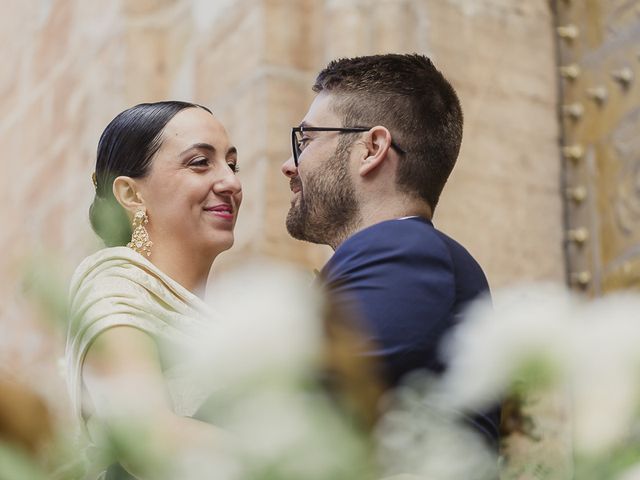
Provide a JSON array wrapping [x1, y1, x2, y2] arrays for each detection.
[[161, 108, 230, 151]]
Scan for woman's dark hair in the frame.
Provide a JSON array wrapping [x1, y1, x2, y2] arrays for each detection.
[[89, 101, 212, 246]]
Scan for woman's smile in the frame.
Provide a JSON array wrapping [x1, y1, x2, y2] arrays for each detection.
[[203, 203, 234, 221]]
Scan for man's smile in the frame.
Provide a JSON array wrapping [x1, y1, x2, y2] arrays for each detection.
[[290, 178, 302, 194]]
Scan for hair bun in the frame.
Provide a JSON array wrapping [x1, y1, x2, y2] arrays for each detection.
[[89, 195, 132, 247]]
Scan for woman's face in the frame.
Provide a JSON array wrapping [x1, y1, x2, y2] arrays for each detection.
[[137, 107, 242, 259]]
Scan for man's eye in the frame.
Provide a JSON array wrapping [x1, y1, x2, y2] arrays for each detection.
[[228, 162, 239, 173], [299, 137, 311, 150]]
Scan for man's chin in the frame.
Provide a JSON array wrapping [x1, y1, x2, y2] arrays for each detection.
[[286, 207, 320, 243], [285, 210, 307, 241], [286, 218, 329, 246]]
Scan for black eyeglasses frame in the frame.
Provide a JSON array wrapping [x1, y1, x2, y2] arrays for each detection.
[[291, 126, 405, 167]]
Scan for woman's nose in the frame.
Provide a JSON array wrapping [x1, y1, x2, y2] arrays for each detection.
[[214, 168, 242, 195]]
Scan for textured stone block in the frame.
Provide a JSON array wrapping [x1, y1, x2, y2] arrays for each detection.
[[124, 26, 171, 102], [194, 1, 263, 105], [31, 0, 73, 84], [437, 170, 565, 288], [123, 0, 179, 16], [263, 0, 323, 70], [323, 2, 372, 60], [372, 0, 418, 53]]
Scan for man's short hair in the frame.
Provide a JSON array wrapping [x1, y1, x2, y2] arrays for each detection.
[[313, 54, 463, 210]]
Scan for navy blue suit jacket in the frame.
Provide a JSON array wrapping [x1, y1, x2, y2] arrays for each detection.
[[320, 217, 500, 445]]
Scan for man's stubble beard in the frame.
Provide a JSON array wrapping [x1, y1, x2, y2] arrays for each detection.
[[286, 140, 359, 248]]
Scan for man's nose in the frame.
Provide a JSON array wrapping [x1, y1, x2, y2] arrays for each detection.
[[281, 156, 298, 178]]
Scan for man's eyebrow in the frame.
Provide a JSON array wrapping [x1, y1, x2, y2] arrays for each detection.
[[298, 121, 315, 129], [227, 146, 238, 157], [180, 143, 215, 155]]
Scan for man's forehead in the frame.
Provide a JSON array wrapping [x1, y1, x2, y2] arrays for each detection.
[[301, 92, 339, 126]]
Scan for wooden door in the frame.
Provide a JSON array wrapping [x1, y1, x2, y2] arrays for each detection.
[[557, 0, 640, 294]]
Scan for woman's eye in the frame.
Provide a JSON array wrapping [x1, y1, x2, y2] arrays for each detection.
[[190, 157, 209, 167]]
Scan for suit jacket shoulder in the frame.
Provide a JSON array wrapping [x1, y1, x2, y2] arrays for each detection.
[[321, 217, 489, 381], [320, 217, 498, 447]]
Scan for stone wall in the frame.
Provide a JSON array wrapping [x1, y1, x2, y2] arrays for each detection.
[[0, 0, 565, 459]]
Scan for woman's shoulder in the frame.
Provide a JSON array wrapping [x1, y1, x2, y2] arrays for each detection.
[[68, 246, 210, 319], [68, 247, 154, 304], [73, 246, 150, 275], [71, 246, 150, 285]]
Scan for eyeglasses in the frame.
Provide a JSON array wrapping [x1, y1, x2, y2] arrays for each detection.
[[291, 126, 405, 167]]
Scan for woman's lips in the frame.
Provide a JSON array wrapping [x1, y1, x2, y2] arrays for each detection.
[[204, 204, 234, 220]]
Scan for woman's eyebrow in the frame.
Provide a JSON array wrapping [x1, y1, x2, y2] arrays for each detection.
[[180, 143, 215, 155]]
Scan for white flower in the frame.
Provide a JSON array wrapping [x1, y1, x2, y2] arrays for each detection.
[[375, 374, 498, 480], [617, 462, 640, 480], [222, 388, 371, 479], [439, 283, 640, 457], [440, 283, 576, 412], [175, 259, 372, 479], [570, 293, 640, 454], [190, 259, 325, 389]]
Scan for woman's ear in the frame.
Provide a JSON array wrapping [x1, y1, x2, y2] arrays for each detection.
[[112, 176, 145, 214], [358, 126, 392, 177]]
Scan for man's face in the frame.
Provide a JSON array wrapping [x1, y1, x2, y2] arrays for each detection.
[[281, 93, 359, 246]]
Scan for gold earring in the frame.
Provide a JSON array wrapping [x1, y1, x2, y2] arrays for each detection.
[[127, 210, 153, 257]]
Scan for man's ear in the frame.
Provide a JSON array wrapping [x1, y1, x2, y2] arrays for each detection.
[[358, 126, 393, 177], [112, 176, 145, 214]]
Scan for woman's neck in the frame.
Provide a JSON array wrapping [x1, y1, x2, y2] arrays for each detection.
[[147, 243, 215, 297]]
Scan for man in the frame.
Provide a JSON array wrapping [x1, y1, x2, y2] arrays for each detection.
[[281, 54, 500, 445]]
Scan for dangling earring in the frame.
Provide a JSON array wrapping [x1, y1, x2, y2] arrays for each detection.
[[127, 210, 153, 257]]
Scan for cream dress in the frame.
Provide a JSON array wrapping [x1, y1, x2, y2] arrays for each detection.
[[65, 247, 216, 456]]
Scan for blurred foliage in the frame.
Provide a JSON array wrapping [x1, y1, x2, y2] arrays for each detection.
[[574, 443, 640, 480], [21, 251, 69, 329], [14, 259, 640, 480], [0, 442, 47, 480]]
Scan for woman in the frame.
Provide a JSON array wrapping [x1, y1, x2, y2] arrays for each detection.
[[65, 101, 242, 478]]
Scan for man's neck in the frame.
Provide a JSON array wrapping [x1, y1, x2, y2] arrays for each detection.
[[329, 199, 432, 250]]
